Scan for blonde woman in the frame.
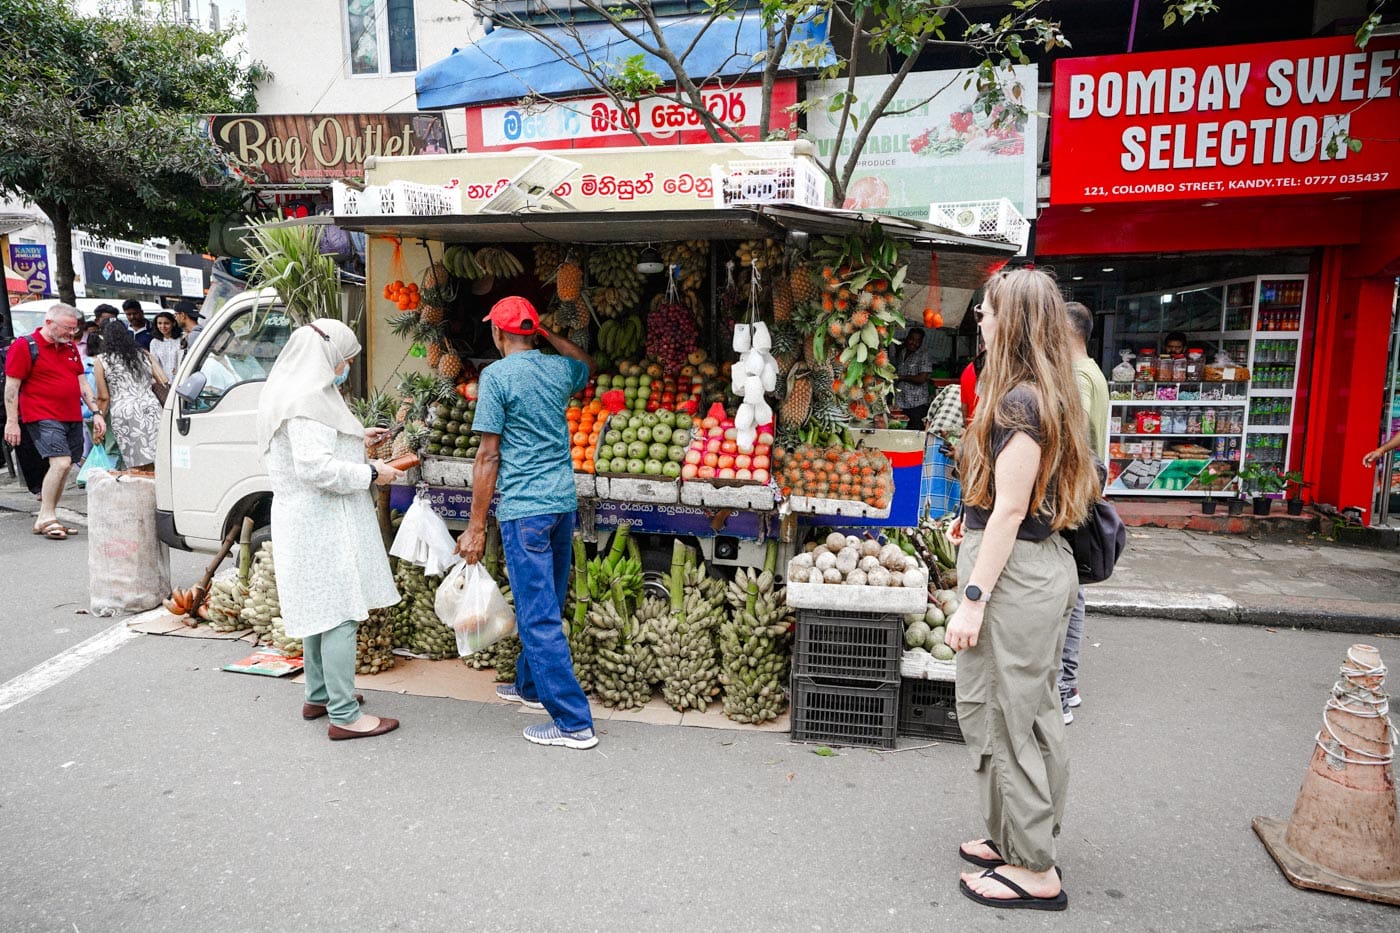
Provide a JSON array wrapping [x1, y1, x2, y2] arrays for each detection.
[[946, 269, 1099, 912]]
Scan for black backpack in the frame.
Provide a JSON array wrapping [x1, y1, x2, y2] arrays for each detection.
[[1062, 497, 1127, 584]]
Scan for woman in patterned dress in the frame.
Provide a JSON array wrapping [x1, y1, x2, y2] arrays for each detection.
[[93, 321, 168, 470]]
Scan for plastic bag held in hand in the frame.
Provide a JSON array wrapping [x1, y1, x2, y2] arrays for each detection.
[[435, 562, 516, 655], [389, 497, 461, 576]]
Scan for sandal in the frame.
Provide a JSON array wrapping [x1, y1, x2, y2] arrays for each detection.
[[959, 868, 1067, 912], [32, 520, 69, 540], [959, 839, 1003, 868]]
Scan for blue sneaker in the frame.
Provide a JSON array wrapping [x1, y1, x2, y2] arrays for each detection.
[[496, 683, 544, 710], [523, 722, 598, 749]]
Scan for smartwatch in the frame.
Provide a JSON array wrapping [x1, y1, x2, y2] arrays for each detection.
[[963, 584, 986, 603], [368, 464, 380, 486]]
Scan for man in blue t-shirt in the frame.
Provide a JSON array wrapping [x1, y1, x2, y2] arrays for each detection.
[[455, 296, 599, 750]]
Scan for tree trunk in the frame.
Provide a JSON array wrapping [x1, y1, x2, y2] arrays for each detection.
[[39, 200, 77, 306]]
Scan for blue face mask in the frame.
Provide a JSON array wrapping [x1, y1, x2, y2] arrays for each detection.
[[333, 367, 349, 387]]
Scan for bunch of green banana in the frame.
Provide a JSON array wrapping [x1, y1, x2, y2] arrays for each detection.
[[239, 542, 281, 644], [650, 541, 726, 712], [390, 560, 456, 660], [586, 246, 643, 318], [270, 615, 303, 659], [474, 246, 524, 278], [562, 534, 598, 694], [443, 244, 484, 279], [907, 518, 959, 590], [206, 576, 248, 633], [592, 595, 663, 710], [356, 607, 397, 675], [719, 542, 794, 724], [597, 315, 643, 360]]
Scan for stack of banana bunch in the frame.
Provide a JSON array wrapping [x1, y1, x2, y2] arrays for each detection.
[[269, 616, 303, 660], [390, 560, 457, 660], [474, 247, 524, 279], [442, 244, 484, 279], [532, 242, 568, 281], [659, 239, 709, 317], [205, 575, 249, 634], [596, 315, 643, 362], [735, 238, 784, 274], [587, 525, 655, 710], [586, 245, 643, 318], [562, 535, 598, 693], [239, 542, 281, 644], [650, 542, 727, 712], [719, 543, 794, 724], [356, 607, 397, 675]]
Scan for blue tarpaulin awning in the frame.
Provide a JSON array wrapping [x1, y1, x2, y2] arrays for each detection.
[[416, 12, 833, 110]]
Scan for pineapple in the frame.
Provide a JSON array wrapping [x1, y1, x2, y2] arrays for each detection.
[[556, 259, 583, 301], [422, 261, 451, 290], [438, 349, 464, 381], [350, 389, 397, 459], [790, 263, 819, 304], [391, 420, 428, 460], [771, 274, 793, 322], [780, 365, 813, 426], [426, 342, 443, 368], [769, 321, 802, 366], [419, 304, 444, 326]]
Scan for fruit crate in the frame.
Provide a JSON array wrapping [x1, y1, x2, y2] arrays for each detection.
[[784, 579, 927, 615], [711, 157, 829, 209], [594, 475, 679, 504], [786, 494, 892, 521], [679, 479, 775, 510], [790, 675, 899, 749], [898, 677, 963, 743], [792, 609, 903, 682], [421, 454, 474, 487]]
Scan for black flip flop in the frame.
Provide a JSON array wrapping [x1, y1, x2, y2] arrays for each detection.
[[958, 839, 1003, 868], [959, 867, 1067, 912]]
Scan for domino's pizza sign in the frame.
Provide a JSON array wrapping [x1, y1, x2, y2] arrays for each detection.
[[102, 261, 115, 281]]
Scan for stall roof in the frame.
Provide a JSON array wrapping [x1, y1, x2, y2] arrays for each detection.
[[321, 205, 1017, 290]]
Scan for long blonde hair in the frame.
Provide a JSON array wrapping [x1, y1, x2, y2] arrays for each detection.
[[959, 269, 1098, 530]]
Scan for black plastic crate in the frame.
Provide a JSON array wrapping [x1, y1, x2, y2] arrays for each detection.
[[898, 677, 963, 743], [793, 609, 903, 683], [790, 675, 899, 749]]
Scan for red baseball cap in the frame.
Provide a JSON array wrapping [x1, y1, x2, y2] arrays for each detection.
[[483, 296, 547, 336]]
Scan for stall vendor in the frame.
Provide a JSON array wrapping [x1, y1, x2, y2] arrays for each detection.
[[894, 327, 934, 430]]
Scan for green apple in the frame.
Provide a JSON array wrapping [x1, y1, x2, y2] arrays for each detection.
[[644, 459, 663, 475], [627, 458, 646, 474]]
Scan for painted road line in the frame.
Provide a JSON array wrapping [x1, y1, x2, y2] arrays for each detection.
[[0, 608, 158, 714]]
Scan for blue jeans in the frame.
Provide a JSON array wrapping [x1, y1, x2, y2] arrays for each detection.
[[1058, 587, 1085, 708], [500, 512, 593, 734]]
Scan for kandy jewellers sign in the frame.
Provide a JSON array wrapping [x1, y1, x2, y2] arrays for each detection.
[[1051, 35, 1400, 204], [207, 113, 449, 185], [463, 81, 797, 152]]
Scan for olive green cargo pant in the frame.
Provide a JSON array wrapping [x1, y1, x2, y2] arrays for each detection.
[[955, 529, 1078, 872]]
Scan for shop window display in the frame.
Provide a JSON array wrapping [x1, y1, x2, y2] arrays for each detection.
[[1106, 275, 1306, 497]]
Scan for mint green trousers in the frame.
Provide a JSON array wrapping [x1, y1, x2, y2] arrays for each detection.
[[302, 620, 361, 725]]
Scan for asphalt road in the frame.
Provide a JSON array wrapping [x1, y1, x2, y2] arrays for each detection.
[[1, 498, 1397, 931]]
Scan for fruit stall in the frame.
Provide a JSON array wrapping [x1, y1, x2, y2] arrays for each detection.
[[299, 140, 1017, 742]]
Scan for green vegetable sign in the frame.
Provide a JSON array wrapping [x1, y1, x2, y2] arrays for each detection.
[[805, 67, 1039, 220]]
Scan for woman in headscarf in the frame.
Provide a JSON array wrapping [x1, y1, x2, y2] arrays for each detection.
[[257, 319, 404, 740]]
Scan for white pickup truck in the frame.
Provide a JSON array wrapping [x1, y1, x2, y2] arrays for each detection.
[[155, 288, 287, 552]]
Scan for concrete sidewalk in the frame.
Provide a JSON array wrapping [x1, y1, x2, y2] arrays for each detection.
[[1092, 525, 1400, 634]]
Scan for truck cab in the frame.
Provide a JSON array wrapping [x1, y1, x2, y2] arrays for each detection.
[[155, 288, 289, 552]]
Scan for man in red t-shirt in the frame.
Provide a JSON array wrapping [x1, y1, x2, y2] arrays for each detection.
[[3, 304, 105, 539]]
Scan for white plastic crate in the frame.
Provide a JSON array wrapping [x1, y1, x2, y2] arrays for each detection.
[[333, 180, 462, 217], [928, 198, 1029, 254], [712, 158, 828, 209]]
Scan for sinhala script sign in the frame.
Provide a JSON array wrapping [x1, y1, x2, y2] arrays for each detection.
[[1051, 35, 1400, 204]]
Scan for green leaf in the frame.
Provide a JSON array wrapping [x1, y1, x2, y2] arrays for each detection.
[[813, 746, 837, 757], [1163, 10, 1177, 28]]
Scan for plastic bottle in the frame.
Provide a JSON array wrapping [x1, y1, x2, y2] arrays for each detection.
[[1202, 407, 1217, 434]]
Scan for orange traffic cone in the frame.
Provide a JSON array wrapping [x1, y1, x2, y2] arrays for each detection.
[[1253, 644, 1400, 906]]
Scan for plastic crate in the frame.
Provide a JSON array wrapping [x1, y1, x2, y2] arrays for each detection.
[[791, 676, 899, 749], [898, 677, 963, 742], [793, 609, 903, 683], [928, 198, 1029, 254], [333, 180, 462, 217], [712, 157, 828, 208], [919, 436, 961, 521]]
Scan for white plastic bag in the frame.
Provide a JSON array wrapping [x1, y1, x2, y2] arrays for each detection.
[[88, 470, 170, 616], [390, 496, 461, 576], [435, 562, 516, 655]]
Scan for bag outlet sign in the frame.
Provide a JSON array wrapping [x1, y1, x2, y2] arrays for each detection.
[[1051, 35, 1400, 204]]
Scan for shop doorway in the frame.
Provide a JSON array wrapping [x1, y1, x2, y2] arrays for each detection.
[[1375, 280, 1400, 525]]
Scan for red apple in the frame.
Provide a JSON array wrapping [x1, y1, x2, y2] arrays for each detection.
[[699, 465, 717, 479], [681, 464, 699, 480], [718, 467, 736, 479], [753, 468, 770, 483], [758, 431, 774, 446], [703, 452, 719, 467], [684, 450, 702, 466], [718, 454, 735, 470], [721, 440, 738, 455], [752, 454, 770, 470], [735, 454, 751, 470]]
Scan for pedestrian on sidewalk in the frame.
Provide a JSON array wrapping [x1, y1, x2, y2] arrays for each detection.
[[148, 312, 183, 383], [454, 296, 599, 751], [2, 303, 104, 540], [257, 318, 404, 741], [945, 268, 1099, 912], [174, 300, 203, 351], [1059, 301, 1109, 725], [122, 299, 153, 350], [93, 321, 169, 472]]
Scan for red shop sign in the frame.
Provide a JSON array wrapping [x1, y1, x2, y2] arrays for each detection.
[[1050, 35, 1400, 205], [465, 79, 798, 153]]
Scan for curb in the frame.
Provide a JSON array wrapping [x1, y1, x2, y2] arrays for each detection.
[[1087, 589, 1400, 636]]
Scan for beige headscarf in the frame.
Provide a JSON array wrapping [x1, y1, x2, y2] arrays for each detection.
[[257, 318, 365, 455]]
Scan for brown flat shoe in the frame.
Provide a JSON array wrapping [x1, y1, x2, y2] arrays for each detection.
[[328, 717, 399, 741], [302, 694, 365, 720]]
